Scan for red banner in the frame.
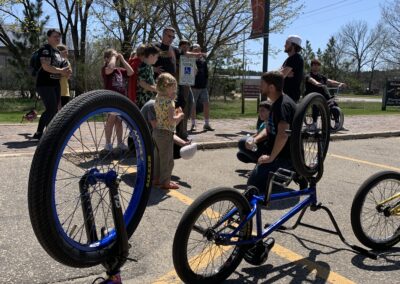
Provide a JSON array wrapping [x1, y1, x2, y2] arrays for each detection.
[[250, 0, 265, 39]]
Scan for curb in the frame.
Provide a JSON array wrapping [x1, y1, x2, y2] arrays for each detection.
[[195, 130, 400, 150], [1, 131, 400, 158]]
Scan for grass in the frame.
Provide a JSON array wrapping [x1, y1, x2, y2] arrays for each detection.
[[339, 93, 382, 99], [0, 97, 399, 123], [340, 101, 400, 116], [0, 98, 44, 123]]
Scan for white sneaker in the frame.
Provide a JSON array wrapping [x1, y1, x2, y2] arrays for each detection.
[[104, 143, 113, 152], [118, 142, 129, 151]]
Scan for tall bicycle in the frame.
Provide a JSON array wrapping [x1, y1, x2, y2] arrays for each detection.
[[28, 90, 153, 283], [172, 93, 375, 284]]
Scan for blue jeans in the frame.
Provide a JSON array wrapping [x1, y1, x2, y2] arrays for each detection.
[[236, 137, 264, 164], [36, 85, 61, 133], [247, 157, 293, 193]]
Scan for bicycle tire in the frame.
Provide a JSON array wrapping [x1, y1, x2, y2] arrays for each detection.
[[291, 93, 330, 178], [28, 90, 153, 267], [330, 106, 344, 133], [351, 171, 400, 250], [172, 187, 252, 284]]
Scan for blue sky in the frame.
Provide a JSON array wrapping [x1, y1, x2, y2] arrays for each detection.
[[246, 0, 386, 71]]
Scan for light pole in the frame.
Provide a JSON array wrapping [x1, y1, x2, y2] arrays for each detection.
[[262, 0, 270, 73]]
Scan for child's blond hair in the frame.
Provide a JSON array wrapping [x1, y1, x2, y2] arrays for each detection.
[[156, 73, 177, 94]]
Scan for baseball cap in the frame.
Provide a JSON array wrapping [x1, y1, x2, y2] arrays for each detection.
[[180, 143, 198, 160], [192, 43, 201, 49], [287, 35, 302, 48]]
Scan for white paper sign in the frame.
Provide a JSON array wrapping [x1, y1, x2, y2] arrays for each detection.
[[179, 56, 196, 86]]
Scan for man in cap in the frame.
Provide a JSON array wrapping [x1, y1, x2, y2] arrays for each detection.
[[280, 35, 304, 103]]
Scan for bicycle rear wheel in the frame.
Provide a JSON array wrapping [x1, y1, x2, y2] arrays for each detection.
[[28, 90, 153, 267], [291, 93, 330, 178], [351, 171, 400, 250], [330, 106, 344, 133], [173, 187, 252, 284]]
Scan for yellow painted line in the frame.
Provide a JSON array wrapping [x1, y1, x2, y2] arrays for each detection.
[[0, 152, 34, 158], [165, 190, 195, 206], [328, 153, 400, 172], [152, 188, 355, 284], [153, 245, 232, 284], [271, 243, 355, 284]]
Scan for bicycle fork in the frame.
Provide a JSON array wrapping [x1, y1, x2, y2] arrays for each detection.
[[79, 169, 132, 283]]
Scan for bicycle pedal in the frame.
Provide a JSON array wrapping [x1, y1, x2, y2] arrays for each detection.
[[264, 237, 275, 250], [243, 238, 274, 266]]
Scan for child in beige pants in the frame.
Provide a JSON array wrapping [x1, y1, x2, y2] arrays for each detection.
[[153, 73, 184, 189]]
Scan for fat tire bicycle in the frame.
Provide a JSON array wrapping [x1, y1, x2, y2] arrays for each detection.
[[28, 90, 153, 281], [172, 93, 374, 284], [351, 171, 400, 250]]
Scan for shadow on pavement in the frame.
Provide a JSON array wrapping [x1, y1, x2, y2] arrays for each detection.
[[147, 187, 171, 206], [351, 247, 400, 272], [226, 249, 329, 283], [172, 175, 191, 189], [3, 132, 39, 149], [4, 140, 38, 149], [215, 133, 239, 139]]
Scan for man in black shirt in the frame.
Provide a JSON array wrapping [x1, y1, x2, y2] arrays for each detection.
[[33, 29, 71, 139], [280, 35, 304, 103], [305, 58, 346, 99], [153, 27, 179, 78], [247, 71, 297, 192]]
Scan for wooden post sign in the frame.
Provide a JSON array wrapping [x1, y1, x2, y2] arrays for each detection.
[[179, 56, 196, 86], [382, 79, 400, 110]]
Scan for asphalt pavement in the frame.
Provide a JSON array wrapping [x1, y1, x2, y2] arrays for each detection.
[[1, 139, 400, 283], [1, 114, 400, 283]]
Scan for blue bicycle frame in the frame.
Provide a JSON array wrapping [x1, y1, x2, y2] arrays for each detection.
[[218, 185, 317, 246]]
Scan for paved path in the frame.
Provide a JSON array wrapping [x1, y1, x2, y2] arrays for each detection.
[[1, 114, 400, 156]]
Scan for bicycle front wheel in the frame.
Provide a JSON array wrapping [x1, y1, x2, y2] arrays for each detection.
[[351, 171, 400, 250], [28, 90, 153, 267], [173, 187, 252, 284]]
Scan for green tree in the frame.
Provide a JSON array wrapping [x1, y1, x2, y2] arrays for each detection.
[[0, 0, 48, 96], [321, 36, 345, 80], [167, 0, 304, 60], [93, 0, 168, 58], [381, 0, 400, 67], [300, 40, 315, 73]]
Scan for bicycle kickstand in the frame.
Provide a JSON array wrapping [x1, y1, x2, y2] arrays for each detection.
[[309, 203, 378, 259]]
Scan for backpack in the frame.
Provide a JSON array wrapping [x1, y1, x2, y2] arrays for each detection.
[[29, 49, 41, 77]]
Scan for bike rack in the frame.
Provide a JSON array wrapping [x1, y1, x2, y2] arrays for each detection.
[[80, 169, 136, 284]]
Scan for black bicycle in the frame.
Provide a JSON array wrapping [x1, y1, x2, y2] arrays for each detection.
[[327, 87, 344, 133]]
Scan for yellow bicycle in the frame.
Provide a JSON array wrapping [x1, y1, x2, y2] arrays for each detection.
[[351, 171, 400, 250]]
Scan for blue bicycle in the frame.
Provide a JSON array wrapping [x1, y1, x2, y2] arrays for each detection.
[[28, 90, 153, 281], [172, 93, 373, 283]]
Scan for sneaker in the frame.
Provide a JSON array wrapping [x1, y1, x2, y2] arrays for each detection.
[[190, 124, 196, 132], [32, 132, 42, 140], [118, 142, 129, 151], [203, 124, 215, 131], [104, 143, 113, 152]]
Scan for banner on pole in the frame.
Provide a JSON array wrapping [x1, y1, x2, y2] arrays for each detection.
[[250, 0, 265, 39]]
